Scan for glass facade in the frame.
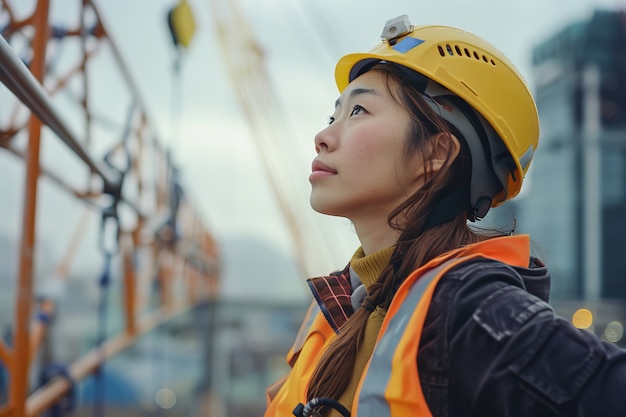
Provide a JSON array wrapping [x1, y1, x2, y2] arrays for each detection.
[[517, 10, 626, 303]]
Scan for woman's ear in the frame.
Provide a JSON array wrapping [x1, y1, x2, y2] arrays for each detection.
[[426, 132, 461, 174]]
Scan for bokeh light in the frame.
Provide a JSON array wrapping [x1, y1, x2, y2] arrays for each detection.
[[155, 388, 177, 409], [603, 321, 624, 343], [572, 308, 594, 329]]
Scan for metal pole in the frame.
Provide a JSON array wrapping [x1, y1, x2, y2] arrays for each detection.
[[12, 1, 50, 415], [582, 64, 603, 301], [121, 233, 137, 334], [0, 33, 118, 189]]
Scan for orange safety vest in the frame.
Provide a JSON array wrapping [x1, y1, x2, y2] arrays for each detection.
[[264, 235, 530, 416]]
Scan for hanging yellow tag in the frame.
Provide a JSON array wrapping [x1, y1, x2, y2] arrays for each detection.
[[168, 0, 196, 48]]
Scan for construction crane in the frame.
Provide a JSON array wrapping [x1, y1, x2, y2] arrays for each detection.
[[207, 0, 343, 278]]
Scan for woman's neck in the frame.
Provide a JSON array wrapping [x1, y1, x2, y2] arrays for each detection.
[[353, 220, 400, 255]]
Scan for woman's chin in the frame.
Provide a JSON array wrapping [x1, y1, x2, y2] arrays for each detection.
[[309, 198, 342, 217]]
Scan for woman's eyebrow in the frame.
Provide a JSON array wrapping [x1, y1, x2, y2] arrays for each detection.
[[335, 87, 380, 108]]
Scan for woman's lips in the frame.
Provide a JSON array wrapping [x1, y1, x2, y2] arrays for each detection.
[[310, 159, 337, 181]]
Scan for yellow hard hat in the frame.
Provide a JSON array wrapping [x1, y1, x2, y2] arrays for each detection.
[[335, 15, 539, 219]]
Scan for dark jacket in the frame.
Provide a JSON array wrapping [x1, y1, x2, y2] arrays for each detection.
[[420, 258, 626, 416]]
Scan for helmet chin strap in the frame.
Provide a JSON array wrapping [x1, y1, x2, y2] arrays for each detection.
[[422, 187, 471, 230]]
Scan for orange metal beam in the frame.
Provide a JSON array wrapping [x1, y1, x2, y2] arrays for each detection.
[[0, 408, 14, 417], [25, 305, 191, 417], [12, 1, 50, 415], [0, 340, 11, 365]]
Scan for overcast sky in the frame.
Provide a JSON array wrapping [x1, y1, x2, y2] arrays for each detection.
[[1, 0, 624, 298], [99, 0, 621, 276]]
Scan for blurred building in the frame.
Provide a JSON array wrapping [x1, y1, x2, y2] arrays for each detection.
[[516, 9, 626, 332], [210, 300, 308, 417]]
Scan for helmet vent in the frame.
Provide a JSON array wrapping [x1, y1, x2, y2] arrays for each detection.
[[438, 43, 497, 66]]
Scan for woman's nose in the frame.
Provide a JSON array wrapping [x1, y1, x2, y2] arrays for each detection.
[[314, 126, 333, 153]]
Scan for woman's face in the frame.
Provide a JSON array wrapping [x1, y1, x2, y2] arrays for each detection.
[[310, 70, 425, 224]]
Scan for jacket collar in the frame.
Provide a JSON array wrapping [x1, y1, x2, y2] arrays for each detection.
[[306, 265, 353, 333], [306, 235, 532, 334]]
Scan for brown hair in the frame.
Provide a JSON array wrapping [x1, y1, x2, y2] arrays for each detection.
[[306, 64, 500, 411]]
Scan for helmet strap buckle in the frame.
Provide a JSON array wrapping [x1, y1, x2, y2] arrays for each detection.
[[469, 196, 492, 222]]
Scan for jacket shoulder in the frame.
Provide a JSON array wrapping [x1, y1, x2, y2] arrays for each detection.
[[422, 257, 626, 416]]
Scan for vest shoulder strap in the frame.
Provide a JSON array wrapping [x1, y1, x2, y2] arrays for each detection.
[[355, 256, 473, 417]]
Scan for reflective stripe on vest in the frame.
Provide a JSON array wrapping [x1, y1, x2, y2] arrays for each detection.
[[355, 257, 464, 417]]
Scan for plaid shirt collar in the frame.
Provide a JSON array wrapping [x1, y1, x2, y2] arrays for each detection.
[[306, 264, 354, 333]]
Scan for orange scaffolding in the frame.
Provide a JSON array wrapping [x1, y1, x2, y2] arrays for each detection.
[[0, 1, 220, 416]]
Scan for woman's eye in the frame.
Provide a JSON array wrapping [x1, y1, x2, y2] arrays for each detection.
[[350, 105, 364, 117], [327, 105, 364, 125]]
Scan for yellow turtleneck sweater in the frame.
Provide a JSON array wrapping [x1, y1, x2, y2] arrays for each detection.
[[331, 245, 394, 417]]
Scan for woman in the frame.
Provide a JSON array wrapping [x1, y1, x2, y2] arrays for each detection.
[[265, 15, 626, 417]]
